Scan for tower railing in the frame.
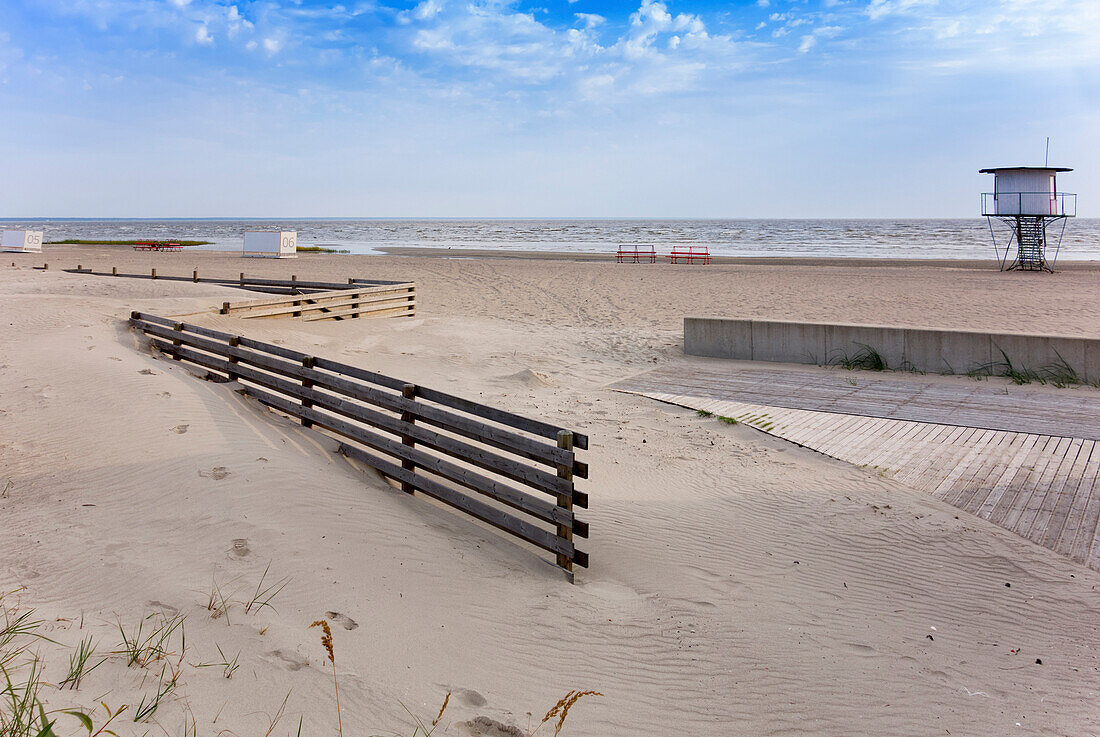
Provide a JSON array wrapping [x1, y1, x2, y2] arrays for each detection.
[[980, 192, 1076, 217]]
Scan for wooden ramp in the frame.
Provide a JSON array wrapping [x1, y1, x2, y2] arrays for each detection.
[[613, 366, 1100, 571]]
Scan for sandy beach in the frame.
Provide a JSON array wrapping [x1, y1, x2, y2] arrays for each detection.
[[2, 245, 1099, 736]]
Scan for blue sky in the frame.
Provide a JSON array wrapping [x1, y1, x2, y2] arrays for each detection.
[[1, 0, 1097, 217]]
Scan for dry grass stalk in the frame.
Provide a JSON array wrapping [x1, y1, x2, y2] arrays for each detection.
[[310, 620, 342, 737], [536, 690, 602, 736], [432, 692, 450, 727]]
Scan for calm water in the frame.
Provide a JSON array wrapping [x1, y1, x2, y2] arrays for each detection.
[[4, 218, 1099, 260]]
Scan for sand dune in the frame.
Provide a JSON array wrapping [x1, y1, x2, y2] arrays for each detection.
[[1, 253, 1098, 736]]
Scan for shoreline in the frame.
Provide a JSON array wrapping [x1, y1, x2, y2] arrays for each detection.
[[374, 246, 1100, 269], [39, 243, 1100, 269]]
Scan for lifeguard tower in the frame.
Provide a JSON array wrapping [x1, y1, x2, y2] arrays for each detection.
[[980, 166, 1075, 272]]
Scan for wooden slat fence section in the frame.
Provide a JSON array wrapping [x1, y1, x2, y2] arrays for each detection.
[[63, 265, 410, 294], [129, 311, 589, 577], [623, 389, 1100, 571], [219, 283, 416, 321]]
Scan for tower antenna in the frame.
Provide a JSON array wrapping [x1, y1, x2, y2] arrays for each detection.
[[1045, 137, 1050, 166]]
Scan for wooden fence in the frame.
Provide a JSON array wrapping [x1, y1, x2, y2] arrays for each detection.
[[218, 282, 415, 321], [128, 312, 589, 577], [58, 264, 410, 297]]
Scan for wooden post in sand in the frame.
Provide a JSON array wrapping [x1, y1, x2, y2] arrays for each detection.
[[172, 322, 184, 360], [240, 272, 245, 288], [151, 268, 157, 280], [112, 266, 118, 276], [556, 430, 575, 577], [301, 356, 315, 428], [227, 337, 240, 381], [400, 384, 418, 493], [193, 270, 199, 283]]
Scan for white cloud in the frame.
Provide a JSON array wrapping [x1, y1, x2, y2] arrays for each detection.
[[398, 0, 444, 24], [195, 24, 213, 45], [263, 37, 282, 54], [169, 0, 192, 7], [574, 13, 605, 29], [866, 0, 935, 21], [756, 0, 769, 6]]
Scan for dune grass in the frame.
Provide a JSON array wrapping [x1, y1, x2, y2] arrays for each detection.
[[968, 347, 1086, 387], [296, 246, 350, 254], [831, 343, 888, 371], [1, 586, 598, 737]]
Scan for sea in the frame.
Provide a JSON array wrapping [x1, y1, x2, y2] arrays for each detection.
[[3, 219, 1099, 261]]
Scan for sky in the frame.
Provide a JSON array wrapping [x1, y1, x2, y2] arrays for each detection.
[[0, 0, 1098, 217]]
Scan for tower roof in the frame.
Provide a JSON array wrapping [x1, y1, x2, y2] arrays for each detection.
[[979, 166, 1072, 173]]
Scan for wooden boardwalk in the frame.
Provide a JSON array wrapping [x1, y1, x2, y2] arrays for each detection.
[[616, 365, 1100, 440], [614, 366, 1100, 571]]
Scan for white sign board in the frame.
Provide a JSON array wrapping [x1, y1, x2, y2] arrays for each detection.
[[1, 230, 44, 253], [242, 231, 297, 258]]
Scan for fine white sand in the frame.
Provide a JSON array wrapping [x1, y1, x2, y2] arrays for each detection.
[[2, 248, 1099, 736]]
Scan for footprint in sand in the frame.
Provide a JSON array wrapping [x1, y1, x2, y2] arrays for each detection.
[[199, 467, 230, 480], [460, 717, 524, 737], [453, 688, 488, 707], [108, 357, 122, 361], [171, 424, 189, 434], [139, 368, 157, 375], [325, 611, 359, 630], [231, 539, 250, 557], [266, 649, 309, 671]]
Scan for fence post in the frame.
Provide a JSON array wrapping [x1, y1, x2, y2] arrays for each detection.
[[151, 268, 157, 280], [400, 384, 417, 493], [172, 322, 183, 360], [227, 337, 240, 381], [193, 270, 199, 283], [112, 266, 118, 276], [555, 430, 575, 578], [240, 272, 245, 288], [301, 356, 315, 427]]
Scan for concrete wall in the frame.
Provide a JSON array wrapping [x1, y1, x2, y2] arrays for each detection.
[[684, 317, 1100, 383]]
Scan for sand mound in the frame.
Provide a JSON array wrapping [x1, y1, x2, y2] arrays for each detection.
[[501, 368, 557, 387]]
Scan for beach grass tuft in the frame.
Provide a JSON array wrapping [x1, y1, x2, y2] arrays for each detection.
[[194, 643, 240, 679], [244, 562, 291, 615], [832, 343, 888, 372], [59, 635, 105, 689], [115, 611, 186, 668], [133, 661, 182, 722], [970, 347, 1084, 387]]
